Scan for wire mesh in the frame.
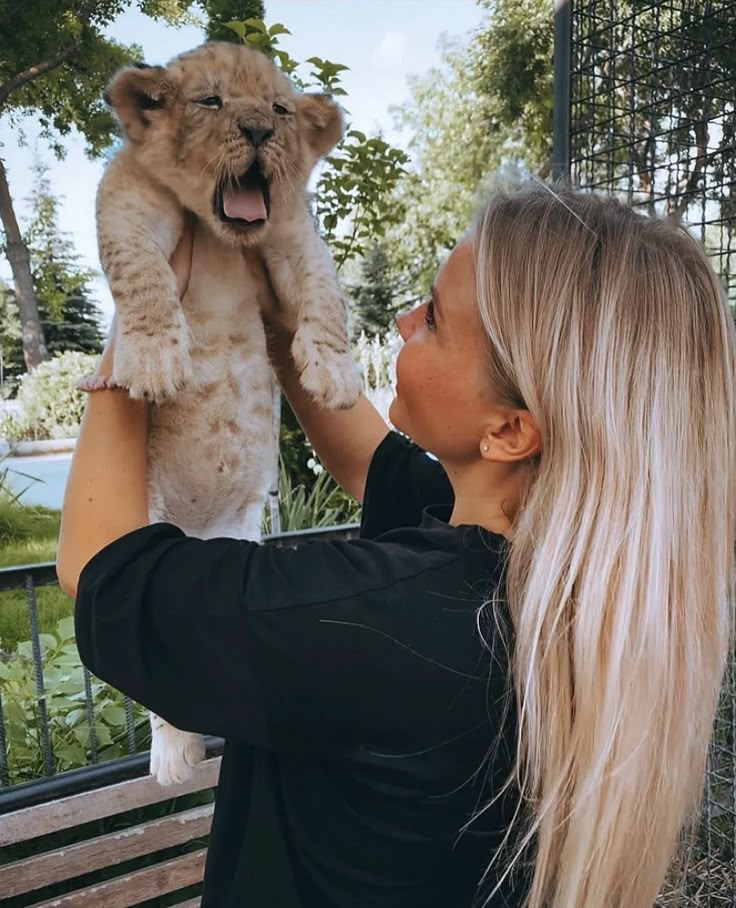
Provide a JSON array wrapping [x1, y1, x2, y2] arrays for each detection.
[[569, 1, 735, 903]]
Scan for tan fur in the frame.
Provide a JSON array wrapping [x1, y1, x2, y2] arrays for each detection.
[[97, 42, 361, 785]]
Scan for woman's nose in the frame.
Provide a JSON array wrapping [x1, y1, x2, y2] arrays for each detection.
[[396, 305, 421, 341]]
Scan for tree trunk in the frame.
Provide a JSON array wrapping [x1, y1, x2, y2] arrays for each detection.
[[0, 155, 48, 370]]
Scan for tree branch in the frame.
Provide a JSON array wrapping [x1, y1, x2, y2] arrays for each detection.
[[670, 120, 709, 221], [0, 40, 81, 109]]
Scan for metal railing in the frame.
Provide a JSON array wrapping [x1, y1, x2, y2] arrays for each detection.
[[0, 524, 360, 813]]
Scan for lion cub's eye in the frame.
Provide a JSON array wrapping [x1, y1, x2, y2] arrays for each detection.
[[272, 102, 289, 116], [196, 96, 223, 110]]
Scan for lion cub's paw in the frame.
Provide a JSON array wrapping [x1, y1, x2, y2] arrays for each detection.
[[292, 327, 362, 410], [113, 327, 192, 403], [150, 725, 206, 786]]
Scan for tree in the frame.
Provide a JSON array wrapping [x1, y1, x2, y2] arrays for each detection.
[[24, 163, 105, 357], [0, 164, 106, 389], [382, 0, 553, 302], [570, 1, 736, 223], [348, 242, 402, 339], [0, 278, 23, 389], [0, 0, 263, 371]]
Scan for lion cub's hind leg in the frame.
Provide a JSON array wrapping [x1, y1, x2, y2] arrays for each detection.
[[149, 714, 206, 786]]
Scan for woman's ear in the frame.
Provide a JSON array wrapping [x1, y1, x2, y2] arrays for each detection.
[[296, 93, 345, 158], [104, 63, 173, 143], [480, 411, 543, 462]]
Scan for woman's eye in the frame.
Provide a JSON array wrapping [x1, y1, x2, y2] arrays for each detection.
[[272, 102, 289, 115], [424, 298, 436, 331], [196, 96, 222, 110]]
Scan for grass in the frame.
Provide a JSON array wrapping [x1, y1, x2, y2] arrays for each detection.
[[0, 500, 69, 653]]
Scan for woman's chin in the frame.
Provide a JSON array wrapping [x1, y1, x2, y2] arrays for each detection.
[[388, 397, 402, 433]]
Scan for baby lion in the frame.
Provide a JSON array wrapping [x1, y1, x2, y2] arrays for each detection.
[[96, 41, 361, 785]]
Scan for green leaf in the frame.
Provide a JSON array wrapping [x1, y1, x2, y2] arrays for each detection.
[[65, 708, 85, 727], [223, 21, 246, 39], [243, 17, 268, 33], [40, 633, 60, 653], [101, 704, 127, 726], [56, 616, 76, 643], [268, 23, 291, 37], [94, 725, 113, 746], [56, 742, 86, 765]]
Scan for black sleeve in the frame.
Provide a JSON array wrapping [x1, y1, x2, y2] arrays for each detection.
[[359, 431, 454, 539], [75, 523, 482, 754]]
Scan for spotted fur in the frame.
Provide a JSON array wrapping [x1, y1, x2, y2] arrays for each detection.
[[97, 42, 361, 785]]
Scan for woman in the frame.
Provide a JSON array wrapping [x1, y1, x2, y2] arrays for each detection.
[[57, 187, 736, 908]]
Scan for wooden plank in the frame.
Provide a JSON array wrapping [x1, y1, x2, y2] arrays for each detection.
[[0, 804, 213, 898], [29, 848, 206, 908], [0, 757, 220, 847], [172, 901, 200, 908]]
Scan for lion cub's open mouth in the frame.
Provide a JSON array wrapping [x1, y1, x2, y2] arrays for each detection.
[[215, 162, 270, 229]]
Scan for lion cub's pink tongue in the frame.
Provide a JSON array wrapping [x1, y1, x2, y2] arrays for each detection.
[[223, 186, 267, 221]]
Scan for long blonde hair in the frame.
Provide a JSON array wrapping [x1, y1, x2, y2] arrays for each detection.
[[471, 187, 736, 907]]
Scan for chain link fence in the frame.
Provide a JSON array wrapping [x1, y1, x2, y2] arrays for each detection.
[[563, 0, 735, 902]]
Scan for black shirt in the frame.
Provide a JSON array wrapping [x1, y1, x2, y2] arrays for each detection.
[[75, 431, 524, 907]]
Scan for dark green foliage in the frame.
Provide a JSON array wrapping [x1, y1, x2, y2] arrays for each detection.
[[349, 241, 401, 339], [278, 396, 315, 491], [203, 0, 265, 43], [0, 1, 193, 158]]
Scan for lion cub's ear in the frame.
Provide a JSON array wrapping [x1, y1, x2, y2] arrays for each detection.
[[296, 94, 345, 158], [104, 63, 173, 143]]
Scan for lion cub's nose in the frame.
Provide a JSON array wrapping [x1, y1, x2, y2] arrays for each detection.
[[240, 125, 274, 148]]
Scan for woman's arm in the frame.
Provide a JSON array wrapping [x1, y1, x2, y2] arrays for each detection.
[[57, 372, 147, 599], [56, 227, 194, 598], [265, 321, 389, 503]]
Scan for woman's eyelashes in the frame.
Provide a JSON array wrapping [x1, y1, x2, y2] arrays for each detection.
[[424, 298, 436, 331]]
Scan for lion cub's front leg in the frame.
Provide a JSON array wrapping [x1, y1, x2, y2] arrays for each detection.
[[261, 207, 361, 410], [97, 158, 192, 403]]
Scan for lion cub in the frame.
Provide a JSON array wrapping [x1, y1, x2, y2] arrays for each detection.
[[97, 42, 361, 785]]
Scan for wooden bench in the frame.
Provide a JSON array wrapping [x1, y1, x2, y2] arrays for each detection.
[[0, 756, 221, 907]]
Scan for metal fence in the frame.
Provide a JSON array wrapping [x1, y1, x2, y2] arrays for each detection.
[[0, 524, 359, 813], [555, 0, 735, 903]]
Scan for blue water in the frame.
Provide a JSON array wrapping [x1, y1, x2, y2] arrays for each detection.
[[3, 454, 72, 510]]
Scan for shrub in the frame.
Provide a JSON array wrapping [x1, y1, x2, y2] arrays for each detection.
[[1, 351, 97, 442], [263, 458, 361, 534], [0, 616, 148, 785]]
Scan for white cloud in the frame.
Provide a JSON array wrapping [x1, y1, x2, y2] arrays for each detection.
[[372, 32, 408, 70]]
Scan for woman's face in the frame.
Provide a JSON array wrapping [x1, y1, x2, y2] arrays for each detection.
[[389, 238, 498, 463]]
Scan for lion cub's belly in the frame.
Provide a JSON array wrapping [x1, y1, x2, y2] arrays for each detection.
[[146, 226, 276, 540]]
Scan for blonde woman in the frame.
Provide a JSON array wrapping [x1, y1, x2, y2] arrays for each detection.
[[58, 186, 736, 908]]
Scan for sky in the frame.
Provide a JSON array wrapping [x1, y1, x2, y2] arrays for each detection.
[[0, 0, 485, 325]]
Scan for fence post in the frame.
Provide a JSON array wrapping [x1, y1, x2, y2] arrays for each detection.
[[25, 573, 55, 777], [552, 0, 571, 185]]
